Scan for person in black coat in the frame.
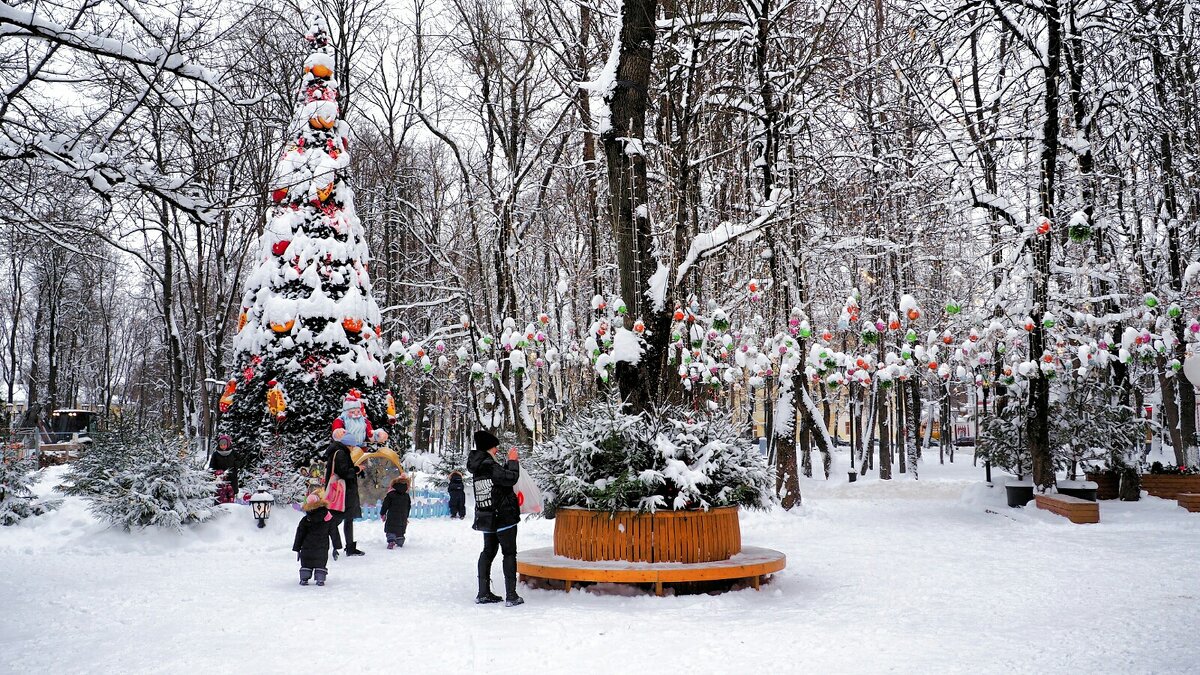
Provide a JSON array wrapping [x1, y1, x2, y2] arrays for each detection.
[[380, 476, 412, 549], [324, 440, 365, 556], [467, 430, 523, 606], [448, 471, 466, 519], [292, 493, 343, 586], [209, 434, 239, 503]]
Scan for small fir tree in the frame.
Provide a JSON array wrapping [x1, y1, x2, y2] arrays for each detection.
[[532, 399, 773, 513], [0, 450, 60, 525], [217, 17, 409, 468], [62, 433, 218, 530]]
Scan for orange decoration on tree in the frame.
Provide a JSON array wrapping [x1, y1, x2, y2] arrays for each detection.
[[317, 182, 334, 202], [271, 319, 295, 333], [907, 308, 920, 321], [309, 63, 333, 78], [386, 391, 398, 424], [342, 317, 363, 333], [928, 361, 939, 371], [309, 116, 336, 130], [237, 311, 247, 332], [218, 379, 237, 413], [266, 380, 288, 422]]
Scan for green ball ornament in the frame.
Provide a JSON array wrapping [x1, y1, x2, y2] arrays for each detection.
[[1144, 294, 1159, 308], [945, 301, 962, 315], [905, 329, 918, 344], [1168, 304, 1182, 319]]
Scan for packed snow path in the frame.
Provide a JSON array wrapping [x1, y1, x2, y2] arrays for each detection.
[[3, 462, 1199, 674]]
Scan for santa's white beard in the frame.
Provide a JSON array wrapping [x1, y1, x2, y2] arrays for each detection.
[[340, 414, 368, 446]]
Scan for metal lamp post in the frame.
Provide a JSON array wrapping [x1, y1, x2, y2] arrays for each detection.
[[249, 489, 275, 528]]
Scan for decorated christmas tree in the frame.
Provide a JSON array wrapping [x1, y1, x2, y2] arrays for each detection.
[[218, 18, 408, 467]]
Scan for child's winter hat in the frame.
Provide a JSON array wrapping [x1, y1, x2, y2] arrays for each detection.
[[473, 430, 499, 453], [342, 389, 364, 412], [302, 492, 329, 512]]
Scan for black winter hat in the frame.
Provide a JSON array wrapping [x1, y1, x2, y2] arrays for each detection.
[[473, 430, 500, 454]]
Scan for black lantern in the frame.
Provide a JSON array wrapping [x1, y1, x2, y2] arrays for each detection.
[[249, 489, 275, 528]]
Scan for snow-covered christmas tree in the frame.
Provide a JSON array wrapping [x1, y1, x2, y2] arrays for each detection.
[[218, 17, 407, 466], [62, 433, 217, 531], [0, 450, 60, 526]]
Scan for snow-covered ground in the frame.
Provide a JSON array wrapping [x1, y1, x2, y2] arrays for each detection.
[[3, 455, 1199, 674]]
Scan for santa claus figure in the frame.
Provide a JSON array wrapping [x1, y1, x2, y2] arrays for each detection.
[[331, 389, 388, 447]]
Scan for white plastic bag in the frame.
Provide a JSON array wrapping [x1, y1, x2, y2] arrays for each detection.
[[513, 466, 544, 514]]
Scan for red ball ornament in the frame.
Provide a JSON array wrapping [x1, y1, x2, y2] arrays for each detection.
[[272, 240, 290, 256], [271, 188, 288, 204]]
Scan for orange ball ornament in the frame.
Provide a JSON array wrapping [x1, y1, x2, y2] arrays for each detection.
[[343, 317, 364, 333], [271, 319, 295, 333]]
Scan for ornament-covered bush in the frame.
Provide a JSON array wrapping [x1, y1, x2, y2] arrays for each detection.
[[62, 432, 218, 530], [532, 399, 773, 513], [0, 451, 60, 525]]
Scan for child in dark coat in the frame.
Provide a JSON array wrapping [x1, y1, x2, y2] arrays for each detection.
[[380, 476, 412, 549], [293, 493, 343, 586], [448, 471, 466, 519]]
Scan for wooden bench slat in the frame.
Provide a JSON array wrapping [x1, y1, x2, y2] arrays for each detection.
[[1035, 494, 1099, 524]]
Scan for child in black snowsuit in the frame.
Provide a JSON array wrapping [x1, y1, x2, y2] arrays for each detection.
[[380, 476, 412, 549], [448, 471, 466, 519], [293, 493, 343, 585]]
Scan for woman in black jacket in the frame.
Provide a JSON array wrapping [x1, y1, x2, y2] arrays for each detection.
[[324, 440, 365, 556], [293, 494, 343, 586], [467, 430, 522, 606]]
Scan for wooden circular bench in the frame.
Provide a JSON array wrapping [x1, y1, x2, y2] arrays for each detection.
[[518, 506, 785, 596], [517, 545, 786, 596]]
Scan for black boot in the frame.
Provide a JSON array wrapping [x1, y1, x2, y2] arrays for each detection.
[[503, 554, 522, 606], [475, 578, 502, 604], [345, 543, 365, 556]]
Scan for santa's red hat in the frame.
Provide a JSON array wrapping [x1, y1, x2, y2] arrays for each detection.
[[342, 389, 365, 412]]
